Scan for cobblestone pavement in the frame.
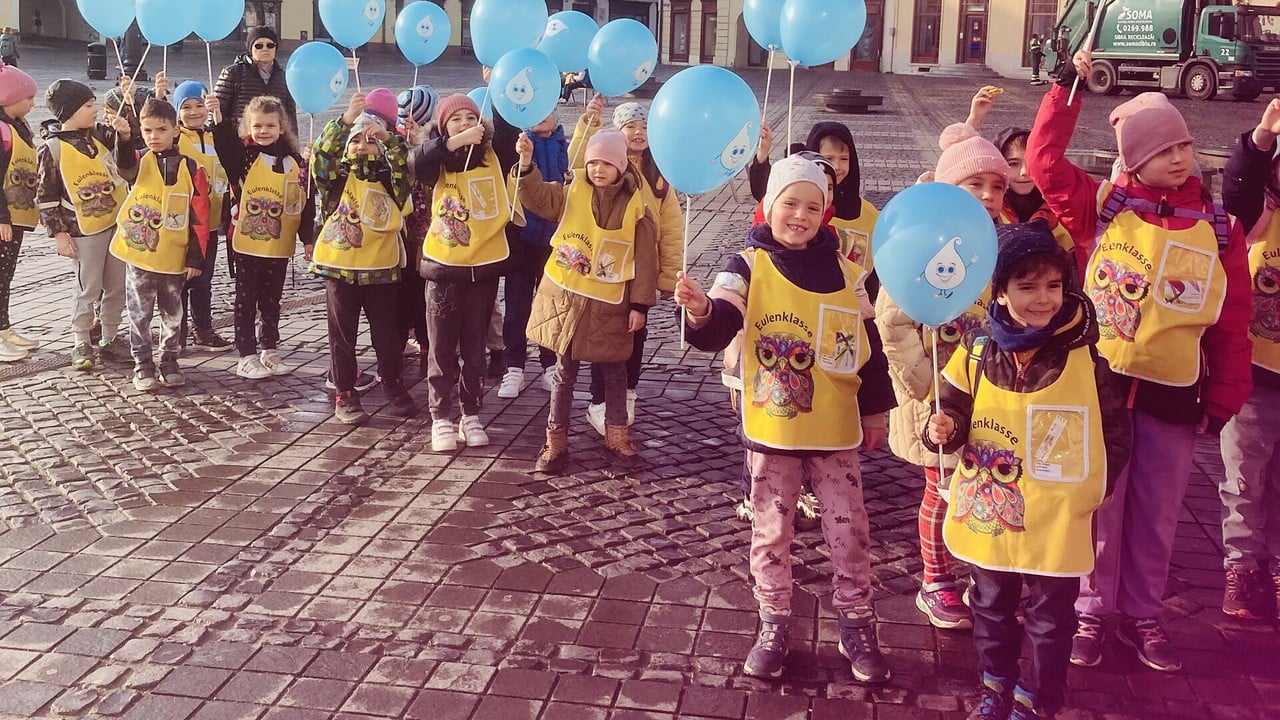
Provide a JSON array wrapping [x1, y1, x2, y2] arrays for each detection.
[[0, 40, 1275, 720]]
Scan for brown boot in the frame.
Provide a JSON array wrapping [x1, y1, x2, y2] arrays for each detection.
[[535, 427, 569, 473], [604, 424, 644, 473]]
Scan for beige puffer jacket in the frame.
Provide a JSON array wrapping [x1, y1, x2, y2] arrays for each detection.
[[874, 289, 959, 470]]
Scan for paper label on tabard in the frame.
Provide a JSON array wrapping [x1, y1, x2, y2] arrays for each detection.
[[1027, 405, 1088, 483]]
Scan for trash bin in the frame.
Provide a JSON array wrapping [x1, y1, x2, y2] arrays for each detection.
[[87, 42, 107, 80]]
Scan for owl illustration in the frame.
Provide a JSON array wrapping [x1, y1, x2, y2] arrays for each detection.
[[952, 440, 1026, 536], [1252, 264, 1280, 342], [121, 204, 162, 251], [7, 168, 37, 210], [241, 197, 284, 241], [752, 332, 815, 419], [322, 201, 363, 250], [1088, 257, 1149, 342], [77, 180, 118, 218], [936, 312, 984, 362], [431, 196, 471, 247], [555, 244, 590, 276]]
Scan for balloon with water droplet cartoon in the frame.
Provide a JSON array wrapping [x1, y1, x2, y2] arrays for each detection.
[[545, 18, 569, 37], [364, 0, 381, 24], [504, 68, 537, 106], [416, 16, 434, 38], [716, 122, 753, 172], [329, 70, 347, 96], [634, 59, 656, 83], [920, 237, 968, 297]]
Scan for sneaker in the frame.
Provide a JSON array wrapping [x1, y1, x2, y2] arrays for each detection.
[[497, 367, 524, 399], [1223, 564, 1271, 621], [0, 339, 26, 362], [457, 414, 489, 447], [1070, 613, 1104, 667], [967, 674, 1013, 720], [734, 496, 753, 521], [487, 348, 504, 379], [742, 613, 789, 679], [259, 349, 290, 375], [626, 389, 637, 425], [97, 335, 131, 362], [838, 615, 890, 683], [1, 327, 38, 349], [323, 370, 378, 393], [383, 379, 418, 418], [432, 419, 458, 452], [586, 402, 606, 436], [71, 342, 96, 371], [191, 328, 233, 352], [1008, 687, 1049, 720], [916, 581, 974, 630], [1117, 617, 1182, 672], [156, 359, 185, 387], [235, 354, 273, 380], [795, 492, 821, 531], [403, 337, 422, 356], [132, 364, 157, 391], [539, 365, 555, 392], [334, 390, 369, 425]]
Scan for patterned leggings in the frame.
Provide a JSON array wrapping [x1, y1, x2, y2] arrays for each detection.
[[0, 228, 21, 330], [919, 466, 958, 585]]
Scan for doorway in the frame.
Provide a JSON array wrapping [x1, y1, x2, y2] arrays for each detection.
[[958, 1, 988, 64], [850, 0, 883, 70]]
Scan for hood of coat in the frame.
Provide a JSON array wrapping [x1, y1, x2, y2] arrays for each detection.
[[805, 121, 862, 220]]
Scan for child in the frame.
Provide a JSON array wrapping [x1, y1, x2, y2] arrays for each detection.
[[1216, 99, 1280, 621], [395, 84, 437, 366], [213, 94, 315, 380], [310, 89, 416, 424], [876, 123, 1010, 630], [570, 98, 683, 433], [409, 94, 517, 452], [110, 98, 210, 390], [516, 129, 656, 473], [925, 221, 1129, 720], [676, 155, 895, 684], [1028, 50, 1253, 672], [0, 61, 38, 362], [498, 110, 568, 399], [36, 79, 135, 370], [172, 80, 233, 352]]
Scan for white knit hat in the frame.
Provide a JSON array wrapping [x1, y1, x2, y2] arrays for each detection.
[[612, 102, 647, 129], [763, 155, 829, 217]]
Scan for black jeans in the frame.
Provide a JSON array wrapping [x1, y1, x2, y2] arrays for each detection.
[[325, 278, 402, 394], [502, 241, 555, 371], [233, 253, 288, 357], [183, 230, 219, 332], [425, 277, 499, 420], [590, 326, 646, 403], [969, 566, 1078, 715], [397, 233, 428, 348]]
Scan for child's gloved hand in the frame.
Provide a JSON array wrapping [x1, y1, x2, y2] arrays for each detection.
[[674, 271, 709, 317], [1253, 98, 1280, 151], [926, 413, 955, 445]]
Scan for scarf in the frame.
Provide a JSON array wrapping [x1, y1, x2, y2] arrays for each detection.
[[987, 295, 1080, 352]]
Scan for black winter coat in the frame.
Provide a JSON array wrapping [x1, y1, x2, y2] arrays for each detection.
[[214, 54, 298, 133]]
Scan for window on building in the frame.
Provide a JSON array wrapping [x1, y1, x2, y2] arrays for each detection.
[[701, 2, 717, 63], [911, 0, 942, 64], [670, 3, 691, 62], [1023, 0, 1057, 65]]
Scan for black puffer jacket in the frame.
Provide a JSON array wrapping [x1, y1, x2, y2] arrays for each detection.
[[213, 54, 298, 133]]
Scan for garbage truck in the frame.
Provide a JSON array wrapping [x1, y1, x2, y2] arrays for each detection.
[[1044, 0, 1280, 101]]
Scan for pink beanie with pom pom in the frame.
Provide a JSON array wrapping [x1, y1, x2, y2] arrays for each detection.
[[934, 123, 1009, 185]]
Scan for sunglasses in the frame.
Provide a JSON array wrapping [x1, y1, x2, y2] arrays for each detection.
[[253, 42, 277, 50]]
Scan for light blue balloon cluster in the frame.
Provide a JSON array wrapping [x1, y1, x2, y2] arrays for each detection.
[[743, 0, 867, 67], [137, 0, 199, 47], [648, 66, 760, 195], [285, 42, 350, 115], [319, 0, 387, 50], [743, 0, 786, 51], [77, 0, 136, 39], [470, 0, 548, 68], [395, 1, 451, 66], [586, 19, 658, 97], [196, 0, 246, 43], [489, 48, 560, 130], [537, 11, 598, 74]]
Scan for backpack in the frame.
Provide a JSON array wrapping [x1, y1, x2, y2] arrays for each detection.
[[1095, 183, 1230, 251]]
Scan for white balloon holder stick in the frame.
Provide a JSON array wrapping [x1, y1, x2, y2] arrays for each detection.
[[1068, 0, 1113, 107], [760, 48, 775, 138], [205, 42, 214, 92], [680, 192, 693, 351], [351, 48, 362, 93], [931, 326, 945, 473], [786, 60, 798, 150]]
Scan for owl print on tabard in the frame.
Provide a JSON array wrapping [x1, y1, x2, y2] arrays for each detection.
[[1253, 264, 1280, 342], [322, 201, 364, 250], [432, 196, 471, 247], [77, 180, 119, 218], [953, 440, 1026, 536], [1088, 257, 1150, 342], [6, 168, 36, 210], [121, 204, 162, 251], [241, 197, 284, 241], [752, 333, 815, 418]]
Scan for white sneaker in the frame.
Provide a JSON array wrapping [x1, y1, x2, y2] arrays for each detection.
[[457, 414, 490, 447], [0, 339, 27, 362], [432, 419, 458, 452], [626, 389, 637, 426], [497, 367, 524, 399], [259, 349, 290, 375], [235, 354, 272, 379], [540, 366, 556, 392], [1, 328, 38, 349], [586, 402, 606, 436]]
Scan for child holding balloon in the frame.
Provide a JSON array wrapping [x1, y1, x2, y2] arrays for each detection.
[[0, 61, 39, 362], [676, 155, 894, 684]]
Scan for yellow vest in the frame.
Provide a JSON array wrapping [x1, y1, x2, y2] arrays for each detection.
[[543, 175, 644, 305], [742, 249, 869, 451], [1247, 215, 1280, 373], [422, 148, 513, 267], [178, 128, 227, 227], [314, 172, 407, 271], [831, 199, 879, 272], [942, 337, 1106, 576], [4, 123, 39, 229], [1086, 186, 1228, 386], [233, 153, 304, 258], [109, 154, 192, 274], [57, 137, 127, 235]]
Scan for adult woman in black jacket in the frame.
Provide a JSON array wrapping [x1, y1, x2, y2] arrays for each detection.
[[213, 28, 298, 134]]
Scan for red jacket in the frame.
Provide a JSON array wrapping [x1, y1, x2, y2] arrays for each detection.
[[1025, 83, 1252, 425]]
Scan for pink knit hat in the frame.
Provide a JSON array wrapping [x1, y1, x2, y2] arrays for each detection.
[[434, 93, 481, 135], [363, 88, 398, 127], [934, 123, 1010, 185], [586, 130, 629, 175], [0, 61, 36, 108], [1109, 92, 1193, 172]]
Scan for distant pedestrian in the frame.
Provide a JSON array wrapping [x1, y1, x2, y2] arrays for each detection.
[[31, 12, 40, 39], [1029, 34, 1046, 85], [213, 27, 297, 134], [0, 28, 19, 67]]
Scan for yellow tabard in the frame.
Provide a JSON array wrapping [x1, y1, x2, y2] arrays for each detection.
[[924, 289, 990, 399], [543, 176, 644, 305], [314, 173, 407, 271], [108, 154, 192, 274], [1247, 216, 1280, 373], [4, 124, 39, 229], [422, 148, 513, 267], [178, 128, 227, 226], [941, 339, 1106, 576], [233, 154, 304, 258], [1085, 189, 1227, 386], [832, 199, 879, 271], [57, 137, 126, 235], [742, 249, 869, 451]]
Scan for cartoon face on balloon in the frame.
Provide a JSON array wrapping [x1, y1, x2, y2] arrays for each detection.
[[545, 18, 569, 37], [329, 70, 347, 97], [363, 0, 381, 24], [717, 122, 752, 172], [504, 68, 537, 106], [634, 59, 656, 83], [416, 15, 434, 38], [920, 237, 969, 298]]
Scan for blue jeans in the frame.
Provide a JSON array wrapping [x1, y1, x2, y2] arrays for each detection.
[[1219, 380, 1280, 571]]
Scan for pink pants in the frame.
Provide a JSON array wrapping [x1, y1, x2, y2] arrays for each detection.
[[747, 448, 873, 617]]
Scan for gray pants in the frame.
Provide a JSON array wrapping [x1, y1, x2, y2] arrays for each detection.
[[548, 356, 625, 430], [70, 229, 126, 344], [1220, 381, 1280, 572], [126, 265, 185, 367]]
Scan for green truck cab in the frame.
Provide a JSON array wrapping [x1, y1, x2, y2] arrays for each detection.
[[1044, 0, 1280, 101]]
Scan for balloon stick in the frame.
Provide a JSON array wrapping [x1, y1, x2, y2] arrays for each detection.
[[931, 326, 945, 474], [1068, 0, 1113, 107], [163, 44, 167, 77], [351, 48, 362, 93], [680, 192, 693, 350], [110, 38, 126, 78], [205, 42, 214, 91], [309, 114, 315, 146], [508, 132, 525, 221], [413, 65, 419, 87], [463, 86, 490, 212], [786, 60, 797, 151], [760, 48, 775, 134], [125, 44, 153, 109]]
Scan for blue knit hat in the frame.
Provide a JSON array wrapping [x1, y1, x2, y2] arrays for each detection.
[[172, 81, 207, 111]]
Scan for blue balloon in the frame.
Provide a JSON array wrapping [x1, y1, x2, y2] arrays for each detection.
[[319, 0, 386, 50], [743, 0, 786, 51], [137, 0, 199, 46], [471, 0, 548, 68], [648, 66, 760, 195], [586, 19, 658, 97], [466, 87, 494, 121], [489, 48, 560, 130], [285, 42, 350, 115], [395, 1, 451, 66], [780, 0, 866, 67], [77, 0, 136, 39], [871, 183, 997, 326], [537, 11, 598, 73], [196, 0, 245, 42]]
